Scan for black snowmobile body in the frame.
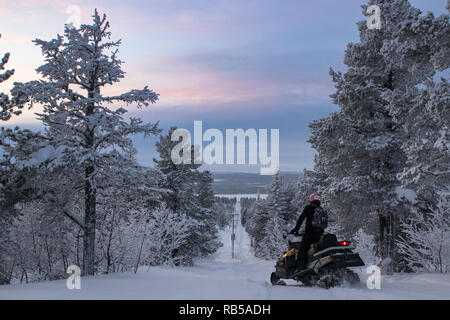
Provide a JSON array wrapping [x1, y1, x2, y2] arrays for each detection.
[[270, 233, 365, 288]]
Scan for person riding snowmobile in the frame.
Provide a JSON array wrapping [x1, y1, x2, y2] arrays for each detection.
[[289, 193, 325, 270]]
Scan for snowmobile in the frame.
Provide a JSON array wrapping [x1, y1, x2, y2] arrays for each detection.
[[270, 232, 365, 288]]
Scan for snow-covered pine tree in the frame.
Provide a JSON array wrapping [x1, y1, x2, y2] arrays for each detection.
[[395, 80, 449, 209], [307, 0, 445, 274], [197, 171, 215, 209], [380, 2, 449, 209], [293, 155, 350, 237], [294, 155, 328, 210], [195, 170, 223, 256], [0, 52, 15, 121], [0, 52, 42, 284], [265, 173, 292, 224], [11, 10, 160, 275], [1, 52, 50, 220], [154, 128, 221, 264], [251, 201, 270, 257], [259, 210, 286, 259], [371, 0, 448, 270], [0, 51, 17, 212], [257, 173, 294, 258], [154, 127, 199, 214], [282, 180, 297, 224], [215, 197, 235, 229], [0, 52, 15, 284], [243, 195, 267, 251], [191, 176, 223, 258], [240, 197, 254, 227]]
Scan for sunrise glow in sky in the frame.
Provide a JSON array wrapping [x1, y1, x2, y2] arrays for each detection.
[[0, 0, 447, 172]]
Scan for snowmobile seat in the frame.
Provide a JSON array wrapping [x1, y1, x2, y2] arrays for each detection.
[[317, 234, 338, 251]]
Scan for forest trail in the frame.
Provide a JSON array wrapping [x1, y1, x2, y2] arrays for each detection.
[[1, 197, 450, 300]]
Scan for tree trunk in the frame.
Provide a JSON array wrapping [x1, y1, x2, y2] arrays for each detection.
[[378, 212, 395, 275], [82, 92, 96, 276], [82, 163, 96, 276]]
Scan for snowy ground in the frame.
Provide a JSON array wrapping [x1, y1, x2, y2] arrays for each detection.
[[1, 195, 449, 300]]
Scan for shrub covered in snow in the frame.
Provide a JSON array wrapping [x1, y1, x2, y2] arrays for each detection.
[[397, 194, 450, 273], [353, 229, 379, 266]]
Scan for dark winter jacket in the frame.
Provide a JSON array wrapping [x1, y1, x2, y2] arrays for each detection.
[[292, 201, 322, 234]]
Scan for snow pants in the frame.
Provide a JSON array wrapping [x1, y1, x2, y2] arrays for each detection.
[[297, 230, 323, 267]]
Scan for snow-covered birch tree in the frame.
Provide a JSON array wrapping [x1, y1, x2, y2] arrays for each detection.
[[11, 10, 160, 275], [143, 204, 192, 267], [397, 194, 450, 273]]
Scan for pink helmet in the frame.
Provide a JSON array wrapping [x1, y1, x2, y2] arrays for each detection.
[[309, 193, 322, 202]]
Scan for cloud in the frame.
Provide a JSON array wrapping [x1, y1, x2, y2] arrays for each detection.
[[119, 49, 335, 111], [6, 0, 445, 170]]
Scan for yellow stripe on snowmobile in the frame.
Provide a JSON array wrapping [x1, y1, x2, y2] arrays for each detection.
[[281, 248, 299, 259]]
